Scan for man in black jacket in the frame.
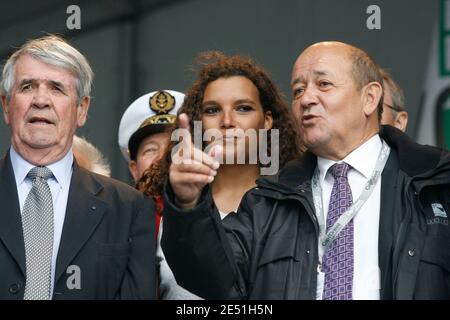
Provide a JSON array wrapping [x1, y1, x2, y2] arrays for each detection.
[[162, 41, 450, 300]]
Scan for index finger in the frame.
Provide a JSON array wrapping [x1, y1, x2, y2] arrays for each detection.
[[176, 113, 219, 169], [177, 113, 193, 158], [178, 113, 190, 130]]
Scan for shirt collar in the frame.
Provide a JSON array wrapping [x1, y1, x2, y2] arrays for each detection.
[[316, 134, 383, 183], [10, 146, 74, 189]]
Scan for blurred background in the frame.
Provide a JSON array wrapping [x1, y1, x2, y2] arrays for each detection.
[[0, 0, 447, 182]]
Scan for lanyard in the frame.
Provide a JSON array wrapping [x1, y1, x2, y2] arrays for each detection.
[[311, 140, 391, 265]]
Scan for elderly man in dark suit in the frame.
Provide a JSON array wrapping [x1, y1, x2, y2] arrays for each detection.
[[0, 35, 155, 300]]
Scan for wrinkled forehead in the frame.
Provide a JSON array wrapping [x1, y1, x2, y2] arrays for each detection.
[[14, 54, 77, 84], [291, 46, 353, 85]]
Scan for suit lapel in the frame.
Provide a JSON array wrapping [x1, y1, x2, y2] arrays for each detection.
[[0, 154, 26, 276], [55, 163, 106, 283], [379, 149, 399, 299]]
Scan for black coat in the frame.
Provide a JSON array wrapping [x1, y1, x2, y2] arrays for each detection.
[[162, 126, 450, 299], [0, 153, 156, 299]]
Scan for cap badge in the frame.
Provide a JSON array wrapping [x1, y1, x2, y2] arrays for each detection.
[[149, 91, 175, 114]]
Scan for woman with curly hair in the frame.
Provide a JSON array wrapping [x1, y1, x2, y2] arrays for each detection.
[[139, 51, 300, 208], [139, 51, 301, 299]]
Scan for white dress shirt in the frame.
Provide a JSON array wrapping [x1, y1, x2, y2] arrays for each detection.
[[218, 208, 238, 220], [10, 146, 73, 298], [316, 134, 386, 300]]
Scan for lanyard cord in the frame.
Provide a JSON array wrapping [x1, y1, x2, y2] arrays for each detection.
[[311, 141, 391, 264]]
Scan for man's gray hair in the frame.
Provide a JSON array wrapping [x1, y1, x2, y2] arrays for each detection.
[[0, 35, 93, 104], [73, 135, 111, 177]]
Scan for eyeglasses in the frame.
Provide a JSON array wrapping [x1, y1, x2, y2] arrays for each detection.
[[383, 102, 405, 113]]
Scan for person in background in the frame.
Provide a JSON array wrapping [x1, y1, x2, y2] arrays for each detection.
[[379, 68, 408, 132], [72, 135, 111, 177], [118, 89, 184, 235], [119, 90, 183, 182], [0, 35, 155, 300], [119, 89, 201, 300]]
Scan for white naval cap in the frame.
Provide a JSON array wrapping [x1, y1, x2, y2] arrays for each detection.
[[118, 90, 184, 161]]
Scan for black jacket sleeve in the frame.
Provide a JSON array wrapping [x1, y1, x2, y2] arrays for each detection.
[[161, 181, 242, 299]]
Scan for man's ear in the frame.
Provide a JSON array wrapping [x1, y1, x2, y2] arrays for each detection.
[[77, 96, 90, 127], [362, 82, 383, 118], [1, 94, 11, 125], [394, 111, 408, 132], [128, 160, 139, 183]]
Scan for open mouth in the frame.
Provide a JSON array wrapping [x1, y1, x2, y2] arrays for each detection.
[[29, 117, 53, 125], [302, 114, 319, 124]]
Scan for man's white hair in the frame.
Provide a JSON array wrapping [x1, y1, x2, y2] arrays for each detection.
[[0, 35, 93, 104], [73, 135, 111, 177]]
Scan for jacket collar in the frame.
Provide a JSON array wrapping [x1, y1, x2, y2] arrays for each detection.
[[258, 125, 450, 192], [256, 151, 317, 193], [54, 161, 107, 283], [0, 153, 26, 276], [380, 125, 450, 177]]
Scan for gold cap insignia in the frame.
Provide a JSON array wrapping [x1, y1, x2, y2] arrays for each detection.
[[149, 90, 175, 114]]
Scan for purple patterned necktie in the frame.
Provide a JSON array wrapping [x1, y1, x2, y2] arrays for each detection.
[[322, 162, 354, 300]]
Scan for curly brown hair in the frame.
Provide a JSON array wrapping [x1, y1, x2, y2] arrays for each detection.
[[136, 125, 175, 197], [138, 51, 301, 197]]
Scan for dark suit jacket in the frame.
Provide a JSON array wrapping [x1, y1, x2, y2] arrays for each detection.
[[0, 153, 156, 299]]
